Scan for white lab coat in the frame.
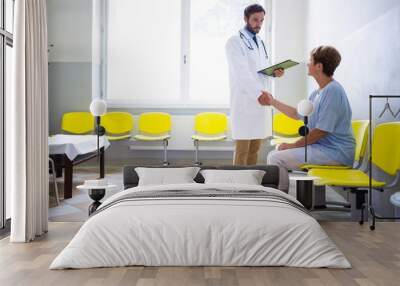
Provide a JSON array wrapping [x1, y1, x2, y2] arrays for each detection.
[[226, 29, 270, 140]]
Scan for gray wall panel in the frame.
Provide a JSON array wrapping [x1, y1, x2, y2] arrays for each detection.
[[48, 62, 92, 134]]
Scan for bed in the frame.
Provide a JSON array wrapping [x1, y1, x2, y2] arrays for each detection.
[[50, 165, 350, 269]]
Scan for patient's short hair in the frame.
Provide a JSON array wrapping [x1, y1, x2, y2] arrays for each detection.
[[244, 4, 265, 18], [311, 46, 341, 77]]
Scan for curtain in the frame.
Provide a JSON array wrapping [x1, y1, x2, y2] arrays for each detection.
[[10, 0, 49, 242]]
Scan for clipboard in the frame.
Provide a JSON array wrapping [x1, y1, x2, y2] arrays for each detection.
[[258, 59, 299, 76]]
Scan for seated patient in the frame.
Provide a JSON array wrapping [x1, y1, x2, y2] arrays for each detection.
[[259, 45, 355, 192]]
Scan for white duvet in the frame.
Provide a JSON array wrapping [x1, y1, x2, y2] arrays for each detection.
[[50, 183, 351, 269]]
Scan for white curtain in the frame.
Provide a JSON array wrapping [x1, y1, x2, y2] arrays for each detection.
[[10, 0, 49, 242]]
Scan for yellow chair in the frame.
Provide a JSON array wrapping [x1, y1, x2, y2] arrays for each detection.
[[61, 112, 94, 134], [309, 122, 400, 229], [101, 112, 134, 141], [301, 120, 369, 170], [191, 112, 228, 165], [134, 112, 172, 165], [270, 112, 303, 145]]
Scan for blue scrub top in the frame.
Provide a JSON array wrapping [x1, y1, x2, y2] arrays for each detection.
[[308, 80, 356, 166]]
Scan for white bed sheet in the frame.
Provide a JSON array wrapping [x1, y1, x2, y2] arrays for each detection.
[[50, 183, 350, 269]]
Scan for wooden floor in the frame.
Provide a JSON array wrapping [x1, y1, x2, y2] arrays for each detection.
[[0, 222, 399, 286]]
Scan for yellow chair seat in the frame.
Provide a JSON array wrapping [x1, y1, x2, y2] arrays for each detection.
[[134, 134, 171, 141], [107, 134, 131, 141], [191, 134, 227, 141], [301, 164, 351, 170], [309, 169, 386, 188], [270, 136, 301, 145]]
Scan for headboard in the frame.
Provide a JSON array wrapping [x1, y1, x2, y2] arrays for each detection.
[[123, 165, 280, 190]]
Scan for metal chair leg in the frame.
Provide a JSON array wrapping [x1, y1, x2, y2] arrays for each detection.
[[369, 206, 376, 231], [359, 203, 364, 225], [194, 139, 201, 165], [352, 189, 367, 226], [367, 200, 400, 231], [49, 157, 60, 206], [163, 139, 169, 166]]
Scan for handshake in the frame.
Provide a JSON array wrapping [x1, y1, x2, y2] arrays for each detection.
[[258, 91, 274, 106]]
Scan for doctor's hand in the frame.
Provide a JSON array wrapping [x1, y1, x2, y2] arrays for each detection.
[[258, 91, 274, 106], [273, 68, 285, 78]]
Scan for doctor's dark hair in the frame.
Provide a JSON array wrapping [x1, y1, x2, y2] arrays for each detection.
[[244, 4, 265, 18], [311, 46, 341, 77]]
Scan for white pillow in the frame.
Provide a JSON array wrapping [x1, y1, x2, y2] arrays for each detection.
[[135, 167, 201, 186], [200, 169, 266, 185]]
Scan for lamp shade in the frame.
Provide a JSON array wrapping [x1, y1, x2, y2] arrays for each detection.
[[297, 99, 314, 117], [90, 99, 107, 116]]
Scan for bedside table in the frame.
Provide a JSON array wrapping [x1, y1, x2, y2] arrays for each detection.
[[77, 181, 116, 215], [289, 176, 324, 210]]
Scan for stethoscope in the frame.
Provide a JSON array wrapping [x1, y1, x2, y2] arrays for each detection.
[[239, 31, 268, 60]]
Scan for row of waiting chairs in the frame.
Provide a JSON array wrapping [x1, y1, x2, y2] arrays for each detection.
[[61, 111, 228, 165]]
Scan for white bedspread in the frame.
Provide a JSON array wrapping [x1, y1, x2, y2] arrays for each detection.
[[50, 183, 351, 269]]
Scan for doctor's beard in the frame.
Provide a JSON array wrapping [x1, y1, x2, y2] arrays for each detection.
[[245, 24, 261, 34]]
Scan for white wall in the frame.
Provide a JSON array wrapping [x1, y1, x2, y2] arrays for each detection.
[[305, 0, 400, 119], [47, 0, 92, 62], [306, 0, 400, 47], [272, 0, 308, 105], [271, 0, 400, 116], [92, 0, 105, 99]]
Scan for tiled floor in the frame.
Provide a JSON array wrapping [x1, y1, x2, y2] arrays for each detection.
[[49, 162, 351, 222]]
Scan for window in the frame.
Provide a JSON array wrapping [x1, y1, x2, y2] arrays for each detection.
[[0, 0, 14, 230], [189, 0, 259, 105], [104, 0, 270, 108], [106, 0, 181, 106]]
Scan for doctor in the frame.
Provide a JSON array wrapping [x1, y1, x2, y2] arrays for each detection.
[[226, 4, 284, 166]]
